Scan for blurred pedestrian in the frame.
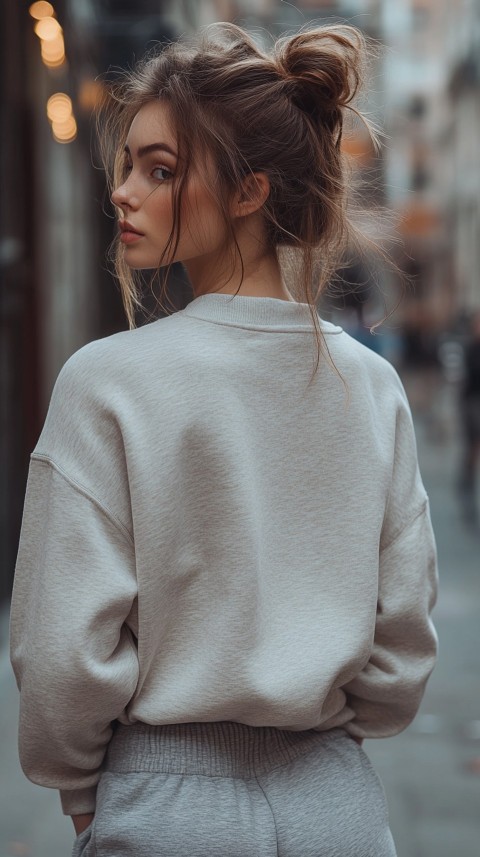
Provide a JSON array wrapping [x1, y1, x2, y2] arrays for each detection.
[[458, 309, 480, 523], [9, 22, 438, 857]]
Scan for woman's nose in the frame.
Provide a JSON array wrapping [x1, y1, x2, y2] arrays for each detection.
[[111, 176, 142, 209], [111, 184, 128, 208]]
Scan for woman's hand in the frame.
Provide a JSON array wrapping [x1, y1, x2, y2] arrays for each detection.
[[71, 813, 95, 835]]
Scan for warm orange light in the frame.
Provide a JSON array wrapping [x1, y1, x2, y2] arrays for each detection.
[[77, 79, 108, 113], [34, 16, 62, 41], [42, 56, 65, 69], [398, 202, 441, 237], [341, 133, 375, 165], [41, 53, 65, 68], [47, 93, 72, 122], [46, 91, 77, 143], [40, 34, 65, 67], [29, 1, 55, 19], [52, 116, 77, 143], [40, 34, 64, 57]]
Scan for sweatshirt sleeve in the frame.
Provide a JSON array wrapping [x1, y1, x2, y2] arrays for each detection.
[[342, 372, 439, 739], [9, 455, 139, 816]]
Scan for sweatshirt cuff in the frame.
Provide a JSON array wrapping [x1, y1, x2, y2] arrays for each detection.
[[59, 784, 98, 816]]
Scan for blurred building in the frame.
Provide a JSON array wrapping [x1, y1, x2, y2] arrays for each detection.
[[382, 1, 480, 330], [446, 0, 480, 317], [1, 0, 194, 603]]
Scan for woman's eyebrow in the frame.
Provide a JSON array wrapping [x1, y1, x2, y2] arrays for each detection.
[[124, 142, 178, 158]]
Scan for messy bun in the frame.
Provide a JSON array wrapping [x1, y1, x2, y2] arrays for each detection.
[[96, 21, 384, 388], [274, 27, 365, 143]]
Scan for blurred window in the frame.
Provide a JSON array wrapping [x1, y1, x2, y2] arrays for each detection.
[[411, 163, 430, 191], [412, 5, 430, 30], [408, 95, 428, 119]]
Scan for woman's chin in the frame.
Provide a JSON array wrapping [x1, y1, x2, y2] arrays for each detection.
[[122, 256, 156, 270]]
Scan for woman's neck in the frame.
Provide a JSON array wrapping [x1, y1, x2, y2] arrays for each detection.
[[184, 217, 296, 302]]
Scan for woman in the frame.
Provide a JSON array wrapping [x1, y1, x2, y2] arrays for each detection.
[[10, 21, 438, 856]]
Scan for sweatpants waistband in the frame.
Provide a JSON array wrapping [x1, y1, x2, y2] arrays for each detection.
[[103, 720, 347, 778]]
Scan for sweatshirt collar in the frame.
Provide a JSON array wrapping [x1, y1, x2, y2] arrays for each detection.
[[181, 293, 343, 334]]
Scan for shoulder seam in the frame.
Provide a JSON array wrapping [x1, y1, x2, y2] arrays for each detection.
[[380, 497, 429, 554], [30, 453, 134, 546]]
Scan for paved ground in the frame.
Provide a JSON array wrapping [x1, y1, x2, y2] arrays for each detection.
[[1, 369, 479, 856], [366, 369, 480, 857]]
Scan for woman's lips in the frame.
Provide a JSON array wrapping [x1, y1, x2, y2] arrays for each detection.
[[120, 231, 144, 244]]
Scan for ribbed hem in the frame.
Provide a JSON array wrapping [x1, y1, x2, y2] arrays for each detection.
[[60, 784, 98, 816], [103, 720, 346, 778], [181, 293, 343, 334]]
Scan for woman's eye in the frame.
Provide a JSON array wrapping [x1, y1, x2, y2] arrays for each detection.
[[152, 166, 173, 181]]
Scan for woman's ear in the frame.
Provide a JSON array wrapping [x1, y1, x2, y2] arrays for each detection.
[[231, 172, 270, 218]]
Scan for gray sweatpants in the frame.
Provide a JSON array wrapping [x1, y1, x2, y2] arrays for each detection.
[[72, 720, 397, 856]]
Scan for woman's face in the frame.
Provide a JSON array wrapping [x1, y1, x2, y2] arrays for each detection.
[[111, 100, 227, 270]]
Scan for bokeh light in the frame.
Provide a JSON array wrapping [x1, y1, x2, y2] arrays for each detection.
[[46, 92, 72, 122], [51, 116, 77, 144], [28, 1, 55, 20], [46, 92, 76, 142], [40, 34, 65, 67], [33, 16, 62, 41]]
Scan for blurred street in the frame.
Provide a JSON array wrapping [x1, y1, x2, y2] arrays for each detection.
[[1, 368, 479, 857], [366, 368, 480, 857]]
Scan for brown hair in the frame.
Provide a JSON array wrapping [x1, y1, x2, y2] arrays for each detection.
[[95, 21, 389, 388]]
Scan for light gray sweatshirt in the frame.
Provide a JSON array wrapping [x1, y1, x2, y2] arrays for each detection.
[[9, 293, 438, 816]]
